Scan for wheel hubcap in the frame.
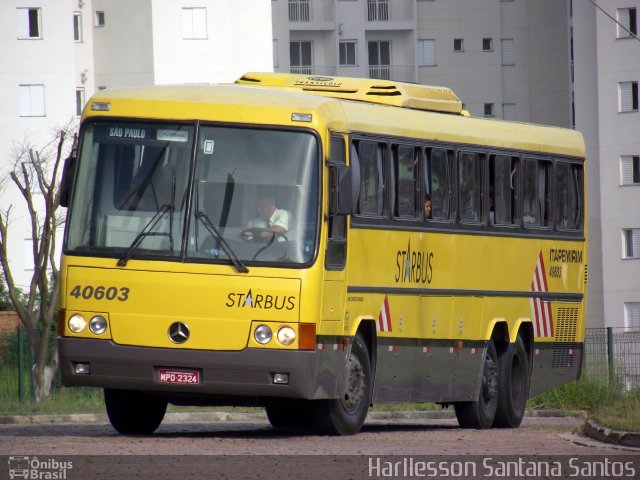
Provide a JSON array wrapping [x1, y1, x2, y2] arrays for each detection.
[[481, 353, 498, 403], [342, 352, 365, 412]]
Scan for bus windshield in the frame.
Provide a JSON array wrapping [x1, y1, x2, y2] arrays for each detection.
[[66, 121, 319, 267]]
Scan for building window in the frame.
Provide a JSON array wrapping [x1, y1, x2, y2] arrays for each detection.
[[503, 103, 516, 120], [621, 155, 640, 185], [17, 8, 41, 39], [73, 12, 82, 42], [95, 11, 105, 27], [625, 303, 640, 331], [23, 239, 34, 271], [617, 8, 637, 38], [501, 39, 514, 65], [76, 88, 85, 117], [182, 7, 207, 39], [19, 84, 45, 117], [417, 39, 435, 66], [624, 228, 640, 259], [454, 38, 464, 52], [290, 41, 312, 74], [367, 0, 389, 22], [484, 103, 494, 117], [483, 38, 493, 51], [368, 40, 390, 79], [289, 0, 310, 22], [619, 81, 639, 112], [339, 41, 357, 66]]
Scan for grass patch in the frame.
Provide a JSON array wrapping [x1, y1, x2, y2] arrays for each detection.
[[0, 387, 104, 415], [591, 391, 640, 432], [527, 376, 618, 411]]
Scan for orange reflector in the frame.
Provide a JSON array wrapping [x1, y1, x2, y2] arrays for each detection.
[[298, 323, 316, 350], [57, 309, 66, 335]]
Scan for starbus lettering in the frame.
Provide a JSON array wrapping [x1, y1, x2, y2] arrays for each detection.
[[395, 240, 434, 284], [226, 289, 295, 310]]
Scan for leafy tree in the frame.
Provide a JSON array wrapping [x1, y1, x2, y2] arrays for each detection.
[[0, 126, 75, 400]]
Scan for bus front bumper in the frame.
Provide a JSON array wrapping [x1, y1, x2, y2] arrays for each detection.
[[57, 337, 334, 401]]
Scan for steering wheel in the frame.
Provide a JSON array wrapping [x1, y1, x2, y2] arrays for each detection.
[[240, 228, 288, 243]]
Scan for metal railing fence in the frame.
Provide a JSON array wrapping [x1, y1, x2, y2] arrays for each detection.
[[583, 327, 640, 390]]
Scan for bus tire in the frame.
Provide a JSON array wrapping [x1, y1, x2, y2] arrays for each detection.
[[266, 402, 313, 429], [493, 335, 529, 428], [104, 388, 167, 435], [454, 340, 498, 429], [311, 332, 371, 436]]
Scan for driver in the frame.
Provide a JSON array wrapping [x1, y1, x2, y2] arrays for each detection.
[[241, 194, 290, 241]]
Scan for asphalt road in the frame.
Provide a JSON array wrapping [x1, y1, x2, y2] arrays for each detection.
[[1, 415, 638, 480]]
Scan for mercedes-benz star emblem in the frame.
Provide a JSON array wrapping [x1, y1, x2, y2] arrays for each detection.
[[168, 322, 190, 344]]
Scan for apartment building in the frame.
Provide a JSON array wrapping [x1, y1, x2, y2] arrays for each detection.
[[272, 0, 571, 124], [572, 0, 640, 331], [0, 0, 272, 289], [272, 0, 640, 329]]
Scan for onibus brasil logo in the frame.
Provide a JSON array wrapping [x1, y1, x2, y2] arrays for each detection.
[[8, 456, 72, 479]]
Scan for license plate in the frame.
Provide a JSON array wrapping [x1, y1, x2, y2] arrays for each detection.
[[158, 369, 200, 385]]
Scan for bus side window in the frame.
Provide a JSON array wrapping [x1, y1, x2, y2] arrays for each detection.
[[555, 161, 583, 230], [458, 151, 482, 223], [489, 154, 519, 226], [356, 140, 385, 216], [523, 158, 552, 228], [427, 148, 450, 220], [393, 144, 417, 218]]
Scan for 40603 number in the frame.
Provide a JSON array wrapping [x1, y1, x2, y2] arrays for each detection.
[[69, 285, 130, 302]]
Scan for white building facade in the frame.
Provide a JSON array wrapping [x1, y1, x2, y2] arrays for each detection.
[[572, 0, 640, 331], [0, 0, 273, 289]]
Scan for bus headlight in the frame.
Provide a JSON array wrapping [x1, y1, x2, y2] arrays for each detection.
[[89, 315, 108, 335], [277, 327, 296, 346], [254, 325, 272, 344], [68, 314, 87, 334]]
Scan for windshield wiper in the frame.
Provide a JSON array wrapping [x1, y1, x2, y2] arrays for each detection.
[[195, 210, 249, 273], [117, 204, 173, 267]]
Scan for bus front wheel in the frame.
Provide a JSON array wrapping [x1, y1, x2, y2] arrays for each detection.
[[311, 332, 372, 435], [266, 401, 313, 429], [454, 340, 499, 429], [104, 388, 167, 435], [493, 335, 529, 428]]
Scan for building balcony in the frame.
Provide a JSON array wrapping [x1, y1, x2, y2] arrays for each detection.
[[366, 0, 415, 29], [290, 65, 338, 76], [369, 64, 416, 83], [287, 65, 416, 83], [288, 0, 336, 30]]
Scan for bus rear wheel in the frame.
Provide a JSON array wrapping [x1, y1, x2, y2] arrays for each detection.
[[311, 332, 372, 436], [104, 388, 167, 435], [454, 340, 498, 429], [493, 335, 529, 428]]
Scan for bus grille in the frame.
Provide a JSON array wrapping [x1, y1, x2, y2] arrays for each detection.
[[552, 305, 579, 368]]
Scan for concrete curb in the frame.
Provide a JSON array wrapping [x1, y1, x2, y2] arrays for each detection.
[[0, 409, 573, 426], [582, 418, 640, 448]]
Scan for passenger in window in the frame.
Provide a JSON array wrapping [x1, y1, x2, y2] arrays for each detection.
[[423, 195, 432, 220], [241, 194, 290, 241]]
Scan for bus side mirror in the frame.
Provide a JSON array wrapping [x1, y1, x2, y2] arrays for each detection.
[[59, 154, 77, 208], [329, 164, 353, 216]]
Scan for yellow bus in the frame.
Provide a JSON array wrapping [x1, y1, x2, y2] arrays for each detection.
[[58, 73, 586, 436]]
